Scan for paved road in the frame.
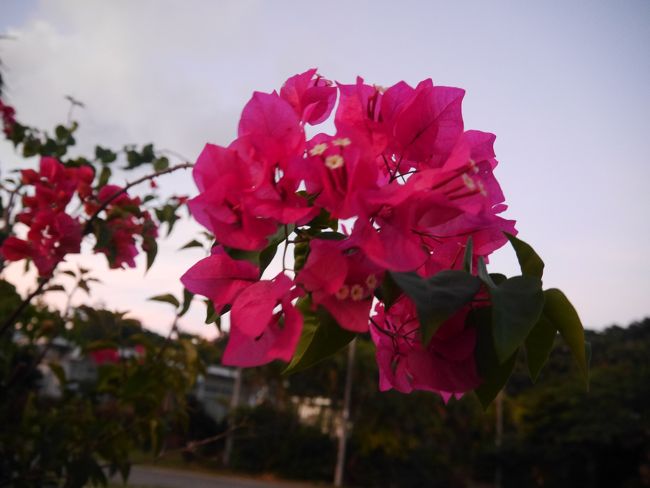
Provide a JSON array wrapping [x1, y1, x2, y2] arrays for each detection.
[[121, 465, 323, 488]]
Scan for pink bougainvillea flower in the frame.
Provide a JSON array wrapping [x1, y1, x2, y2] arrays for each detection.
[[297, 239, 382, 332], [302, 133, 380, 219], [353, 185, 467, 272], [334, 78, 387, 156], [187, 143, 278, 250], [0, 97, 17, 136], [20, 158, 94, 222], [390, 79, 465, 168], [238, 91, 305, 164], [280, 68, 337, 126], [180, 246, 259, 313], [223, 273, 303, 366], [87, 184, 158, 269], [1, 157, 91, 276], [370, 297, 480, 399], [1, 211, 82, 276]]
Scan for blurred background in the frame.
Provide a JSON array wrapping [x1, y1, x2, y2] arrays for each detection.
[[0, 1, 648, 487]]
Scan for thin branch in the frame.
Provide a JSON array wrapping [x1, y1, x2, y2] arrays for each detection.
[[0, 279, 48, 337], [83, 162, 193, 234]]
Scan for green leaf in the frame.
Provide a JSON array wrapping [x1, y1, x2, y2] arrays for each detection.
[[204, 300, 220, 325], [148, 293, 180, 308], [489, 273, 507, 285], [462, 236, 474, 274], [55, 124, 69, 140], [179, 288, 194, 317], [305, 208, 338, 233], [525, 314, 557, 382], [477, 257, 497, 288], [543, 288, 589, 387], [125, 149, 142, 169], [506, 233, 544, 279], [377, 272, 402, 310], [489, 275, 545, 362], [179, 239, 203, 250], [472, 307, 518, 409], [390, 270, 481, 345], [283, 298, 355, 375], [98, 166, 111, 187], [259, 241, 278, 273], [95, 145, 117, 164], [293, 240, 309, 272], [141, 143, 155, 163], [224, 247, 260, 267], [153, 156, 169, 171], [144, 236, 158, 271]]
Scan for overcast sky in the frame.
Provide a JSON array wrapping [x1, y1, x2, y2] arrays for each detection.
[[1, 0, 649, 337]]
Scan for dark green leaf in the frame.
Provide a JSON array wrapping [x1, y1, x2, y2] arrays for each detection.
[[259, 242, 278, 273], [477, 257, 497, 288], [284, 297, 355, 375], [153, 156, 169, 171], [98, 166, 112, 187], [204, 300, 219, 324], [293, 240, 309, 272], [472, 307, 518, 409], [179, 239, 203, 250], [543, 288, 589, 387], [224, 247, 260, 267], [489, 273, 507, 285], [489, 275, 545, 362], [54, 124, 68, 141], [506, 233, 544, 279], [525, 314, 557, 382], [179, 288, 194, 317], [95, 145, 117, 164], [390, 270, 481, 345], [377, 272, 402, 310], [462, 236, 474, 273], [148, 293, 179, 308], [141, 143, 155, 163], [125, 149, 142, 169], [144, 236, 157, 271]]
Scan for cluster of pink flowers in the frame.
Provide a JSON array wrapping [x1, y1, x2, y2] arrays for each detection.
[[0, 158, 158, 275], [85, 185, 158, 269], [1, 157, 92, 276], [0, 98, 17, 137], [182, 69, 516, 399]]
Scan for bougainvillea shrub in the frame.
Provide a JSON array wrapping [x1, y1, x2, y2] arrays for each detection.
[[181, 70, 588, 407]]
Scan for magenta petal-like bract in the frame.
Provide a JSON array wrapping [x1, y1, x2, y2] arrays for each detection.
[[180, 247, 259, 313], [225, 274, 302, 367], [223, 297, 303, 367]]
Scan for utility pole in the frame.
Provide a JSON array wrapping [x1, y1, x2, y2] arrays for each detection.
[[334, 339, 356, 487], [495, 389, 504, 488], [223, 366, 242, 466]]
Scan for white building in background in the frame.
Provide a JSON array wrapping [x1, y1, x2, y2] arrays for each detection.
[[193, 365, 238, 421]]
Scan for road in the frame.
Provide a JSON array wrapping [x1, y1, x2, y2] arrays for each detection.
[[118, 465, 324, 488]]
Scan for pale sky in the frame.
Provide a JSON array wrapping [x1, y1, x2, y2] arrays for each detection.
[[1, 0, 648, 337]]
